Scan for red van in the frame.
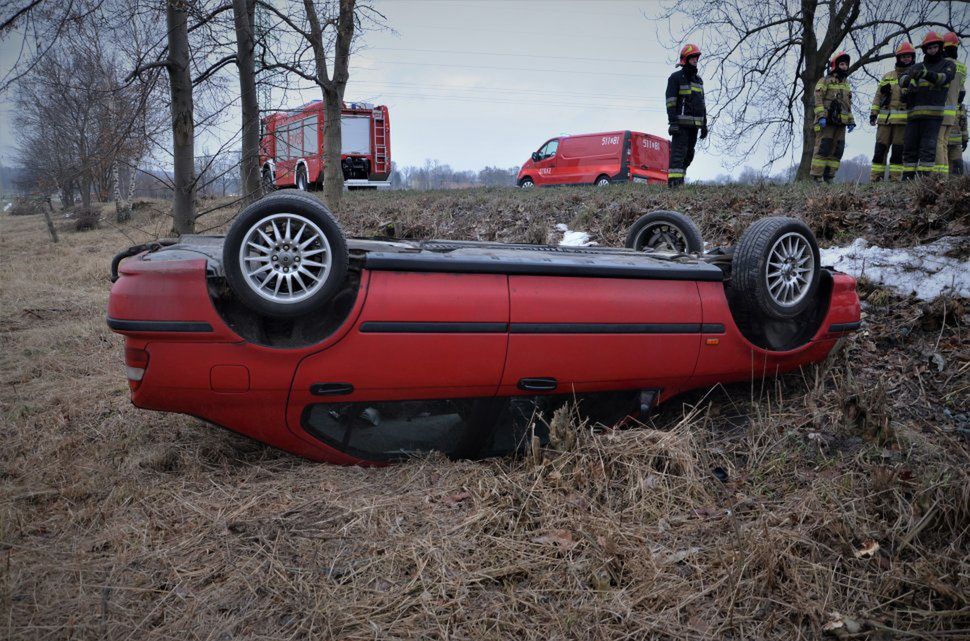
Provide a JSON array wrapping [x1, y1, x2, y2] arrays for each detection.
[[517, 131, 669, 188]]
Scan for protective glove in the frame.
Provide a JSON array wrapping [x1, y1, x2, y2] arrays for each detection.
[[869, 114, 878, 126], [700, 125, 708, 139], [914, 67, 927, 80], [668, 124, 679, 136], [818, 117, 827, 128], [847, 124, 856, 133], [964, 140, 968, 151]]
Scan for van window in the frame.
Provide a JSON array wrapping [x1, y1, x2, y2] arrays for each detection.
[[539, 139, 559, 159]]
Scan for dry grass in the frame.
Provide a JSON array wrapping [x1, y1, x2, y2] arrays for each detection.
[[1, 183, 968, 640]]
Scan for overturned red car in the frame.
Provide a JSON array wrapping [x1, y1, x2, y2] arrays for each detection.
[[107, 195, 860, 464]]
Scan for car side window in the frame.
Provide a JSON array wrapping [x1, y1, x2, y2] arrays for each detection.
[[539, 139, 558, 159]]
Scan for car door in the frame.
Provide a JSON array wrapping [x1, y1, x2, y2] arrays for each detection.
[[286, 270, 510, 460], [499, 275, 703, 396], [532, 139, 559, 185]]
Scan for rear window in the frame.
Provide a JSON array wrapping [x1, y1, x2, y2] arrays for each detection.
[[303, 398, 509, 461], [302, 391, 641, 461]]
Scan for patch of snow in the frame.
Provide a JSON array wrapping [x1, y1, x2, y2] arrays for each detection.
[[556, 223, 597, 247], [3, 202, 10, 211], [560, 230, 593, 246], [820, 237, 969, 300]]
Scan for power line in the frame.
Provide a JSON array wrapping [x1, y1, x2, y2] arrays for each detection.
[[364, 46, 670, 67], [349, 77, 660, 102], [355, 59, 667, 79], [363, 91, 666, 113]]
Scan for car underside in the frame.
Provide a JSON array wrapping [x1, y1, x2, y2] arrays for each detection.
[[107, 195, 861, 464]]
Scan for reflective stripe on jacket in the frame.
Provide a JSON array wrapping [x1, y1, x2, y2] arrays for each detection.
[[870, 69, 907, 125], [943, 60, 966, 126], [899, 58, 957, 120], [814, 75, 854, 126], [665, 68, 706, 127]]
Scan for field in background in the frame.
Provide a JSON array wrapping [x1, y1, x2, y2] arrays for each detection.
[[1, 181, 968, 640]]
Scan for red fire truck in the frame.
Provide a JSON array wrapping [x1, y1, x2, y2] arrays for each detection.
[[260, 101, 391, 191]]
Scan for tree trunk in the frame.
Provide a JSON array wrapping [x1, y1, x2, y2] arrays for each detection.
[[321, 87, 343, 208], [233, 0, 261, 202], [167, 0, 195, 234], [60, 183, 74, 210], [81, 173, 93, 207], [795, 70, 820, 181]]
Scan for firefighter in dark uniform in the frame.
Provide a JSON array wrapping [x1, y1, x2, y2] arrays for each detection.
[[942, 32, 967, 175], [870, 42, 915, 182], [811, 51, 855, 182], [665, 43, 707, 187], [899, 31, 957, 179]]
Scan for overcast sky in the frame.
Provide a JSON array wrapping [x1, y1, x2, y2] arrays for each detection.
[[0, 0, 964, 179]]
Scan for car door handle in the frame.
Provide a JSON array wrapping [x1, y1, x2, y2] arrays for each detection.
[[310, 382, 354, 396], [517, 377, 558, 392]]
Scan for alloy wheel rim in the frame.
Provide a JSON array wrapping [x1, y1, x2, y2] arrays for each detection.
[[765, 232, 814, 307], [239, 212, 332, 304], [636, 222, 689, 252]]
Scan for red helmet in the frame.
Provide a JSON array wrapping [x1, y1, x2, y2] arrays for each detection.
[[943, 31, 960, 49], [895, 41, 916, 57], [678, 43, 701, 65], [921, 31, 945, 49], [829, 50, 850, 72]]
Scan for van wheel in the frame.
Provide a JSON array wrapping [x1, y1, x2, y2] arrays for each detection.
[[296, 166, 309, 191], [625, 210, 703, 253], [224, 193, 348, 318], [261, 166, 275, 194], [732, 217, 820, 320], [519, 177, 535, 188], [595, 175, 611, 187]]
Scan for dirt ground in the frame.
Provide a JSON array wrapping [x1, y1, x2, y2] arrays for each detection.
[[1, 181, 968, 640]]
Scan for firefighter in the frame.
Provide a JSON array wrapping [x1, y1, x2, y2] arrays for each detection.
[[942, 32, 967, 175], [870, 42, 915, 182], [811, 51, 855, 183], [665, 43, 707, 187], [899, 31, 956, 179]]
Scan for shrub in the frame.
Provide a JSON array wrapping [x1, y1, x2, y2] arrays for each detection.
[[73, 207, 101, 231], [7, 197, 43, 216]]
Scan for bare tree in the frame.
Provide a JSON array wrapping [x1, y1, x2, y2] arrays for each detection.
[[232, 0, 261, 202], [14, 36, 157, 210], [659, 0, 969, 180], [258, 0, 386, 209], [127, 0, 239, 234]]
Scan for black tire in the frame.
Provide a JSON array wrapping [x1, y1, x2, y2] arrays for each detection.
[[625, 210, 703, 253], [732, 216, 820, 321], [295, 166, 309, 191], [595, 175, 611, 187], [224, 193, 348, 319], [519, 177, 535, 188]]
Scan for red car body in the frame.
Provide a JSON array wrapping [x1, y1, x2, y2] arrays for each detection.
[[517, 131, 670, 187], [260, 101, 391, 189], [107, 238, 860, 465]]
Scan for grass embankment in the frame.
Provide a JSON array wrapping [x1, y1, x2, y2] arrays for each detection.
[[1, 181, 967, 639]]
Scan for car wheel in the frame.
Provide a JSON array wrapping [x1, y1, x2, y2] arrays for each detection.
[[595, 175, 611, 187], [296, 166, 309, 191], [519, 178, 535, 188], [732, 217, 820, 321], [625, 210, 703, 253], [224, 193, 348, 318]]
